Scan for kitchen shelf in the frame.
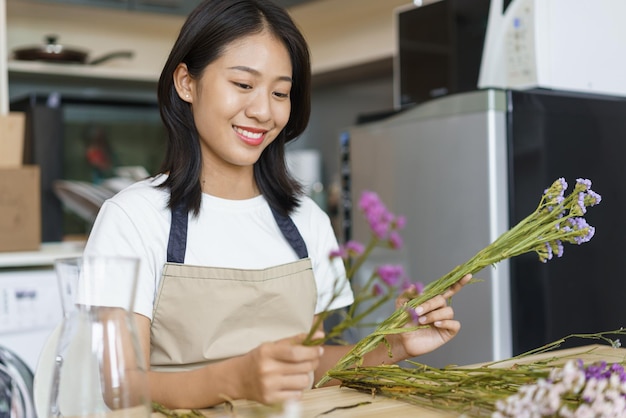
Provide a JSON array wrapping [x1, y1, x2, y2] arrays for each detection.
[[8, 60, 159, 84]]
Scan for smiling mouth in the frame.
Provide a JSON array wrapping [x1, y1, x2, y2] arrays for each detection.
[[234, 126, 266, 146]]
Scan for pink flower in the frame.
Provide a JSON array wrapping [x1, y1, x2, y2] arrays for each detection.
[[345, 240, 365, 256], [388, 231, 403, 249], [414, 281, 425, 294], [376, 264, 405, 287], [406, 307, 420, 324], [394, 215, 407, 230], [372, 283, 384, 297], [329, 247, 347, 259], [401, 279, 425, 295]]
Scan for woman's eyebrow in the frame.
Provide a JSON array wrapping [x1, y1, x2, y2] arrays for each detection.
[[228, 65, 293, 83]]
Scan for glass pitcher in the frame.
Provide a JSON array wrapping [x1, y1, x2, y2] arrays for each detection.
[[47, 256, 150, 418]]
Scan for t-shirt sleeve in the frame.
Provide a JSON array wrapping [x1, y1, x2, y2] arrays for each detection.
[[83, 199, 159, 320]]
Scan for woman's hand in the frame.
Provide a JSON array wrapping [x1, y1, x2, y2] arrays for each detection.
[[391, 274, 472, 359], [242, 331, 324, 405]]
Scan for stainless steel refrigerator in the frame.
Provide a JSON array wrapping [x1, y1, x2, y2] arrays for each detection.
[[343, 88, 626, 367]]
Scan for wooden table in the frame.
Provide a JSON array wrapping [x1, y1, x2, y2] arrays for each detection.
[[155, 344, 626, 418]]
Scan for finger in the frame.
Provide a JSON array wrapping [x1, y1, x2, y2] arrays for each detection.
[[271, 340, 324, 364], [395, 294, 409, 309], [401, 284, 419, 299], [415, 294, 448, 315], [275, 372, 315, 392], [417, 306, 455, 326], [431, 319, 461, 334], [287, 331, 324, 345], [442, 273, 472, 299], [396, 284, 419, 309]]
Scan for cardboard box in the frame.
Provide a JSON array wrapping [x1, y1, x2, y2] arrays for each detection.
[[0, 166, 41, 252], [0, 112, 26, 168]]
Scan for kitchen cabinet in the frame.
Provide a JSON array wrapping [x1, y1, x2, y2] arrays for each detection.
[[31, 0, 201, 15]]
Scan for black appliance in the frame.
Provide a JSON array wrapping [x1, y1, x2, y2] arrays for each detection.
[[10, 93, 166, 242], [508, 89, 626, 354], [394, 0, 491, 108]]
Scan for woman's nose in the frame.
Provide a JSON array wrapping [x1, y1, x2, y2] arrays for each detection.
[[245, 92, 271, 122]]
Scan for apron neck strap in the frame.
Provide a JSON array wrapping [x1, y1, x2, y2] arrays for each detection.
[[269, 206, 309, 259], [167, 202, 189, 264]]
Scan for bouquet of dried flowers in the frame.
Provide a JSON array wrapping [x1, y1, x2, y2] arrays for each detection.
[[304, 191, 414, 346], [327, 329, 626, 417], [494, 353, 626, 417], [318, 177, 601, 385]]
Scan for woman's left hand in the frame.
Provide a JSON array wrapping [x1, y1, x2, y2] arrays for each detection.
[[391, 274, 472, 359]]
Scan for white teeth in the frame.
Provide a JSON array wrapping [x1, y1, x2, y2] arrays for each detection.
[[235, 126, 263, 139]]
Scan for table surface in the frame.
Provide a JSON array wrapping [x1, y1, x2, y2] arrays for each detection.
[[153, 344, 626, 418]]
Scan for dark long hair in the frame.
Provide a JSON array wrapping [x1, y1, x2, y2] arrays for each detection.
[[157, 0, 311, 216]]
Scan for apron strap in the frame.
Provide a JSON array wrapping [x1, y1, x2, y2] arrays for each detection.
[[167, 203, 189, 264], [166, 201, 309, 264], [270, 206, 309, 259]]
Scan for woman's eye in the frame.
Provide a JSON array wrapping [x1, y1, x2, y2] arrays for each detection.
[[273, 91, 290, 99], [234, 82, 252, 90]]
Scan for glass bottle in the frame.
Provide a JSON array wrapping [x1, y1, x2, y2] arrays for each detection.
[[46, 256, 150, 418]]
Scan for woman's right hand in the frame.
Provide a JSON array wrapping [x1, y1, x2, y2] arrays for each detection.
[[242, 331, 324, 404]]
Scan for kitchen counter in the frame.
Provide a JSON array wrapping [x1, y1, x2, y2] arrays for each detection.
[[0, 241, 84, 269], [153, 344, 626, 417]]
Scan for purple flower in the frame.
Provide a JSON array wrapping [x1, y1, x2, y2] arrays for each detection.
[[329, 247, 347, 259], [542, 178, 569, 212], [553, 240, 564, 258], [406, 307, 420, 324], [376, 264, 405, 287], [330, 240, 366, 260], [345, 240, 365, 256], [580, 225, 595, 244], [586, 189, 602, 206], [370, 219, 391, 239], [372, 283, 384, 297], [400, 279, 425, 295], [545, 242, 553, 261], [577, 192, 587, 214], [358, 191, 382, 212], [358, 191, 404, 240], [576, 178, 592, 191], [414, 281, 425, 294], [394, 215, 407, 230], [388, 231, 404, 249], [544, 177, 568, 195]]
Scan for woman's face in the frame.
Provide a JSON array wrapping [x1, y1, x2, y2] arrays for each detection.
[[177, 31, 293, 174]]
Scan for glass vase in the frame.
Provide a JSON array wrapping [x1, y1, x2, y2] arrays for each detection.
[[46, 256, 150, 418]]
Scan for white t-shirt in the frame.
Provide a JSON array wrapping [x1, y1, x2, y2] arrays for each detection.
[[84, 174, 354, 319]]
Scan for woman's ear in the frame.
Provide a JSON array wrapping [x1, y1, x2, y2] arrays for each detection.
[[173, 63, 193, 103]]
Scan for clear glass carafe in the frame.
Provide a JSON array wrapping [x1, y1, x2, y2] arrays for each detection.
[[47, 256, 150, 418]]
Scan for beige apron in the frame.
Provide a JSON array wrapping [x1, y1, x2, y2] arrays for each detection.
[[148, 203, 318, 372]]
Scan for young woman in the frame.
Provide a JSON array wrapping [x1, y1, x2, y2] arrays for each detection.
[[84, 0, 471, 409]]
